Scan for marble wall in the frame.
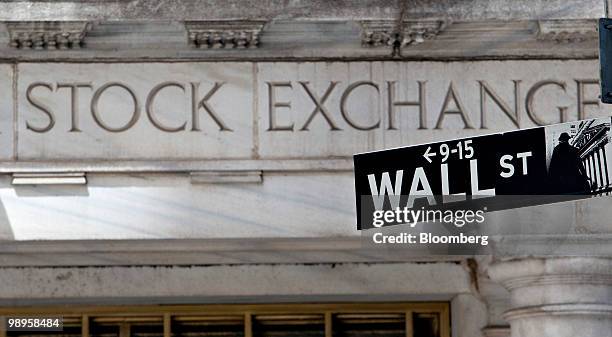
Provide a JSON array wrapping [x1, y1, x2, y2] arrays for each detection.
[[0, 60, 606, 162]]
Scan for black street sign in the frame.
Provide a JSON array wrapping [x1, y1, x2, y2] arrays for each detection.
[[354, 117, 612, 230]]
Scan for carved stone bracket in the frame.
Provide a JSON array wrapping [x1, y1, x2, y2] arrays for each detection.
[[185, 21, 266, 49], [6, 21, 92, 49], [537, 19, 597, 43], [360, 20, 396, 47], [401, 20, 445, 46], [360, 20, 445, 48]]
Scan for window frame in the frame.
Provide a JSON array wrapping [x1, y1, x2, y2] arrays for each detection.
[[0, 302, 450, 337]]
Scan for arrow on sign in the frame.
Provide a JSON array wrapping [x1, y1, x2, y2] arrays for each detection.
[[423, 146, 436, 163]]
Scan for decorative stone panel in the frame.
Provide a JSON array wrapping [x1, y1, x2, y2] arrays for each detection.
[[185, 20, 266, 49], [6, 21, 92, 49]]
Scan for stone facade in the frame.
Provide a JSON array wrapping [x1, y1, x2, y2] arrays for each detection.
[[0, 1, 610, 337]]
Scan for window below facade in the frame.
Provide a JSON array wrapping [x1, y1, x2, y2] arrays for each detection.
[[1, 303, 449, 337]]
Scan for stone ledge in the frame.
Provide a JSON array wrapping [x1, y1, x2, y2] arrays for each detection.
[[502, 274, 612, 290], [504, 303, 612, 320], [490, 235, 612, 258], [482, 326, 510, 337], [488, 257, 612, 283], [0, 237, 464, 266], [0, 262, 471, 300], [0, 159, 354, 174]]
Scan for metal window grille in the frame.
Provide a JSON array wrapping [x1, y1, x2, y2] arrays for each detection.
[[1, 303, 449, 337]]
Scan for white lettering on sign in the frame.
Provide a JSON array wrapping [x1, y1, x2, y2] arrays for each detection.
[[500, 151, 533, 178]]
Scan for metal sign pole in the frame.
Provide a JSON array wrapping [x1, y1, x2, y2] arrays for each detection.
[[600, 1, 612, 102]]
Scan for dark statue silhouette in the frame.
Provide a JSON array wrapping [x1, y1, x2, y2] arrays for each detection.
[[548, 132, 591, 194]]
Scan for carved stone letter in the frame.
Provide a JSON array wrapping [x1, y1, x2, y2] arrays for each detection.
[[267, 82, 294, 131], [191, 82, 232, 131], [26, 82, 55, 133], [525, 80, 568, 126], [387, 81, 427, 130], [91, 82, 140, 133], [340, 81, 380, 131], [479, 80, 521, 129], [146, 82, 187, 133], [57, 82, 93, 132], [299, 81, 341, 131], [435, 82, 474, 129], [576, 79, 600, 120]]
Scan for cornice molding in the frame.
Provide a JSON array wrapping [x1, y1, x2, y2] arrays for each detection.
[[503, 303, 612, 321], [0, 0, 602, 22], [502, 273, 612, 290], [537, 19, 597, 43], [488, 257, 612, 284], [185, 20, 267, 49], [0, 19, 599, 60], [5, 21, 92, 49], [0, 237, 464, 267]]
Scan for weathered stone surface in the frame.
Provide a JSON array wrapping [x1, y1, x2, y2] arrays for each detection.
[[9, 59, 610, 162], [0, 0, 601, 21], [0, 65, 13, 161], [17, 62, 253, 159], [185, 21, 266, 49], [0, 20, 598, 61], [488, 257, 612, 337], [451, 294, 488, 337], [257, 60, 605, 158], [6, 21, 92, 49], [0, 173, 355, 240], [0, 262, 471, 301]]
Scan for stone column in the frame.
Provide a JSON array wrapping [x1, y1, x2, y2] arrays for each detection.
[[488, 257, 612, 337]]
